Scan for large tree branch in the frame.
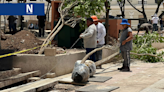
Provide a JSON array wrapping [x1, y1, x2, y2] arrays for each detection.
[[117, 0, 125, 17], [127, 0, 143, 13], [155, 0, 163, 14], [141, 0, 147, 22]]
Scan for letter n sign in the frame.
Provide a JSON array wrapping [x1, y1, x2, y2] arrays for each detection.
[[26, 4, 33, 14]]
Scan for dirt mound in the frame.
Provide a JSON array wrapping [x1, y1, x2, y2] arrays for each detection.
[[1, 30, 43, 54]]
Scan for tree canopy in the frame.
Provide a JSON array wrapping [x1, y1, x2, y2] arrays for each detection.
[[62, 0, 106, 19]]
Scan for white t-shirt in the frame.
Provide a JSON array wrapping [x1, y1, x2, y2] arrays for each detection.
[[96, 22, 106, 45], [152, 17, 159, 24]]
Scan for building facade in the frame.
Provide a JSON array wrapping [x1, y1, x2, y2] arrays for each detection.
[[109, 0, 164, 28], [0, 0, 163, 29]]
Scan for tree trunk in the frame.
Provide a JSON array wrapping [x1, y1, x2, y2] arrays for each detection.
[[155, 0, 163, 14], [39, 18, 62, 53], [81, 46, 105, 64], [123, 0, 125, 18], [38, 19, 63, 54], [119, 0, 125, 18], [95, 52, 119, 66], [4, 16, 6, 33], [105, 1, 110, 44], [122, 11, 125, 18], [143, 12, 148, 22], [0, 16, 1, 49], [142, 0, 148, 22]]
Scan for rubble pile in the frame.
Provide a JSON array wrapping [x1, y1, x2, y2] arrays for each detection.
[[1, 30, 43, 54]]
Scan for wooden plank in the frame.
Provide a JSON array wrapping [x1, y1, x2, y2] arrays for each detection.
[[59, 78, 88, 86], [0, 74, 71, 92], [0, 70, 41, 88], [0, 79, 47, 92], [0, 68, 21, 80]]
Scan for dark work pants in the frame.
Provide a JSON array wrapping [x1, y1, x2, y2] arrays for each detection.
[[121, 50, 130, 67], [86, 48, 96, 62], [153, 24, 158, 31], [39, 27, 45, 37], [9, 24, 16, 32], [160, 24, 163, 30], [95, 44, 103, 61], [14, 23, 17, 31]]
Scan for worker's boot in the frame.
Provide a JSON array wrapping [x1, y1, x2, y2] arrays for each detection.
[[117, 65, 125, 70], [120, 66, 130, 72]]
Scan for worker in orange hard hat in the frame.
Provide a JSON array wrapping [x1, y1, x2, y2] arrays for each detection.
[[91, 15, 106, 69]]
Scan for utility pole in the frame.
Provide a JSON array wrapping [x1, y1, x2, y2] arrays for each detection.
[[17, 0, 21, 31]]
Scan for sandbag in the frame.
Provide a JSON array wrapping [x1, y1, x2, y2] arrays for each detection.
[[72, 60, 90, 83], [84, 60, 96, 77]]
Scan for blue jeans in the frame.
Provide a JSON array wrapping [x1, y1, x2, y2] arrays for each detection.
[[86, 48, 96, 62]]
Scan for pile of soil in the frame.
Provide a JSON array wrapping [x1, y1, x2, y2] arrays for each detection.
[[1, 30, 43, 54]]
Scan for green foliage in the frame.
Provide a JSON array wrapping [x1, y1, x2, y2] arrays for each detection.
[[131, 32, 164, 63], [63, 0, 106, 18], [62, 0, 110, 31]]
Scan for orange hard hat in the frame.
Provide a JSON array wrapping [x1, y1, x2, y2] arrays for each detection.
[[91, 15, 99, 21]]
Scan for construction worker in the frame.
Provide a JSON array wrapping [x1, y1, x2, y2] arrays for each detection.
[[152, 14, 159, 32], [7, 15, 16, 32], [91, 15, 106, 69], [37, 14, 46, 37], [80, 18, 97, 62], [118, 19, 133, 71], [137, 23, 153, 35]]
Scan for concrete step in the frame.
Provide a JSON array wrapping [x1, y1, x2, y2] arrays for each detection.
[[0, 74, 71, 92], [0, 70, 41, 88], [0, 68, 21, 80]]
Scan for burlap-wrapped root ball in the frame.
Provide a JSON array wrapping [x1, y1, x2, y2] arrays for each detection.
[[72, 60, 96, 82], [72, 60, 90, 83], [84, 60, 96, 77]]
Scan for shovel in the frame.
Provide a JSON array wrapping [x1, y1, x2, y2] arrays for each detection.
[[70, 38, 80, 49]]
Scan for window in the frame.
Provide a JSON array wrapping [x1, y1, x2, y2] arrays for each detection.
[[138, 1, 147, 4]]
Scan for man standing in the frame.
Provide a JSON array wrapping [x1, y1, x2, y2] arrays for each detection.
[[37, 14, 46, 37], [118, 19, 133, 71], [91, 15, 106, 69], [7, 15, 16, 32], [80, 18, 97, 62], [152, 14, 159, 32]]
